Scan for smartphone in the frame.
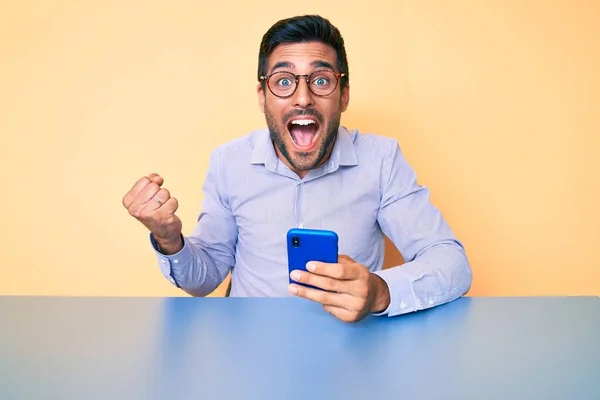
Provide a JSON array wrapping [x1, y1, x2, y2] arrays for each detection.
[[287, 228, 339, 289]]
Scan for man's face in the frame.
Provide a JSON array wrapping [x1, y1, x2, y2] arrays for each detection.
[[257, 41, 350, 176]]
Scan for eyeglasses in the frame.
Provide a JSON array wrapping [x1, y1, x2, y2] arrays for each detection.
[[259, 70, 346, 98]]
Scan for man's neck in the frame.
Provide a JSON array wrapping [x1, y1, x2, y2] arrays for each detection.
[[273, 142, 335, 179]]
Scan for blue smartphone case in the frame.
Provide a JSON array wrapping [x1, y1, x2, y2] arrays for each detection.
[[287, 228, 339, 289]]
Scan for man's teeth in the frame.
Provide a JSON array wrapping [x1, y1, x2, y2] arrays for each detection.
[[291, 119, 316, 126]]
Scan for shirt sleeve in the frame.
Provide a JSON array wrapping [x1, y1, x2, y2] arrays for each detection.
[[151, 148, 238, 297], [372, 143, 473, 317]]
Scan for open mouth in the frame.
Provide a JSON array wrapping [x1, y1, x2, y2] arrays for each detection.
[[287, 118, 320, 152]]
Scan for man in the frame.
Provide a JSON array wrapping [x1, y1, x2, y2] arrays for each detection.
[[122, 15, 472, 322]]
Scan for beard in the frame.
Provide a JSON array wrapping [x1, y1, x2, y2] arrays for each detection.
[[265, 105, 341, 172]]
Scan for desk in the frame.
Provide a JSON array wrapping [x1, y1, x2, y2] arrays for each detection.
[[0, 296, 598, 399]]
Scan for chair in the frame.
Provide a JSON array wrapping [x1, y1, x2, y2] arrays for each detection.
[[225, 280, 232, 297]]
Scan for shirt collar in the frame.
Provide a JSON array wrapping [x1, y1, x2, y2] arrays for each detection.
[[249, 128, 277, 167], [332, 126, 359, 168], [250, 126, 358, 170]]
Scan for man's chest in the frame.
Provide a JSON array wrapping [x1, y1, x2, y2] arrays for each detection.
[[226, 168, 383, 259]]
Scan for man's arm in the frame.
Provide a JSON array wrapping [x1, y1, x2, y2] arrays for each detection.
[[150, 149, 238, 297], [372, 143, 472, 316]]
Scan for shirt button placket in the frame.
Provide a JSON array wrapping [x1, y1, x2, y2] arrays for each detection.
[[296, 182, 303, 228]]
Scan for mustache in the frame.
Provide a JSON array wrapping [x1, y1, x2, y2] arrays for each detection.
[[283, 109, 323, 124]]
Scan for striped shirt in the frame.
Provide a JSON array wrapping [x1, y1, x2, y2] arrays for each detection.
[[150, 126, 472, 316]]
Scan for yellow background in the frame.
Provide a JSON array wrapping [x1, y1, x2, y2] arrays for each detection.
[[1, 1, 598, 297]]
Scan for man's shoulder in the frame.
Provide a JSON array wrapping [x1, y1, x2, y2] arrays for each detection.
[[210, 128, 269, 158], [347, 128, 400, 154]]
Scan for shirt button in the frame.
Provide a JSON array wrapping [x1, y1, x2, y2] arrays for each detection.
[[173, 259, 179, 264], [428, 299, 434, 305]]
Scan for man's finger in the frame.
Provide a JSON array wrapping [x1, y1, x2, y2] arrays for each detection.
[[338, 254, 356, 264], [291, 270, 370, 298], [323, 305, 359, 323], [290, 270, 345, 292], [142, 188, 171, 212], [153, 188, 171, 205], [148, 173, 164, 186], [290, 284, 366, 314], [123, 176, 152, 208], [289, 283, 347, 307], [128, 182, 162, 215], [306, 260, 362, 280], [162, 196, 179, 214], [131, 182, 159, 207]]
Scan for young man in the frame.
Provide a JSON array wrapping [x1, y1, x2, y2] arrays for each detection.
[[122, 15, 472, 322]]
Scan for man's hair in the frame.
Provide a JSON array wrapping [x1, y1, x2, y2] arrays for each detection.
[[258, 15, 349, 90]]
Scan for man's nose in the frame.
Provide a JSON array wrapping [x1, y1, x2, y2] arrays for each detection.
[[292, 78, 315, 108]]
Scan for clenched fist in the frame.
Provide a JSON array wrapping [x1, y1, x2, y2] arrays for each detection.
[[122, 173, 183, 254]]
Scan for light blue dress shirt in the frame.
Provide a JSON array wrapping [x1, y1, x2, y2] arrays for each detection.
[[151, 126, 472, 317]]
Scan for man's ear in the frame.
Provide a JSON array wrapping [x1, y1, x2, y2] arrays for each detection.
[[340, 83, 350, 112], [257, 82, 266, 113]]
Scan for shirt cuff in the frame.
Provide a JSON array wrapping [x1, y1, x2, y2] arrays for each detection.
[[149, 233, 192, 288], [371, 267, 417, 317]]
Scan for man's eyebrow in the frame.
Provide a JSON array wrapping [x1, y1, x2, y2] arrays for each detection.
[[269, 60, 337, 74], [311, 61, 336, 71], [270, 61, 294, 73]]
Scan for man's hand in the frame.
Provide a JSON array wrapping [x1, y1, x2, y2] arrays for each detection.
[[122, 173, 183, 255], [288, 255, 391, 322]]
